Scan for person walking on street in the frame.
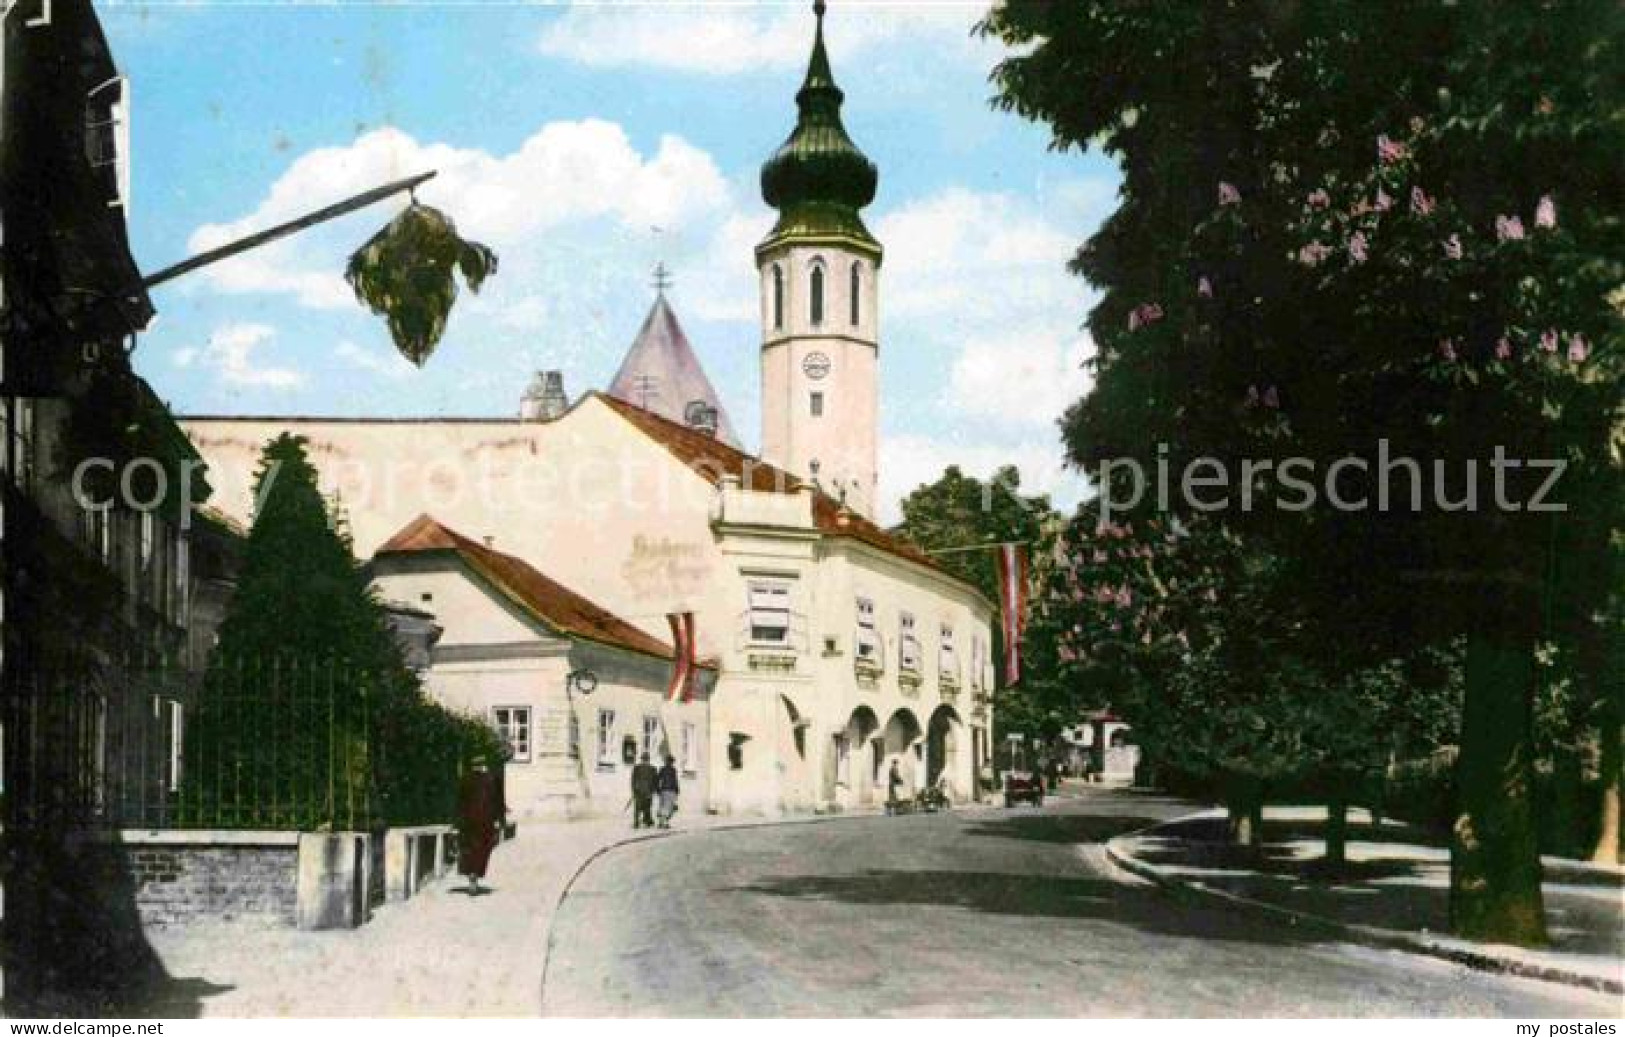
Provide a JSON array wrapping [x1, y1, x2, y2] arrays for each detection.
[[656, 754, 681, 828], [630, 752, 657, 829], [887, 759, 905, 814], [457, 755, 502, 894]]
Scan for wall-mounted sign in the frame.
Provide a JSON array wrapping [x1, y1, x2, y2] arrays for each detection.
[[801, 351, 831, 380]]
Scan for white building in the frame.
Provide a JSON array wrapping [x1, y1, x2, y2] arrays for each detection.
[[181, 4, 996, 816], [373, 514, 713, 818]]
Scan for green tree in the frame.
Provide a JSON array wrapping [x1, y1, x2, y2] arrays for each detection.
[[185, 433, 499, 828], [982, 1, 1623, 943], [894, 466, 1063, 741], [1040, 507, 1459, 860]]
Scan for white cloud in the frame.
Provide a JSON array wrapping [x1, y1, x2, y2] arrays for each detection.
[[864, 182, 1110, 517], [877, 186, 1097, 324], [177, 324, 305, 390], [185, 122, 732, 312], [947, 329, 1093, 427], [536, 4, 977, 77], [335, 340, 417, 381]]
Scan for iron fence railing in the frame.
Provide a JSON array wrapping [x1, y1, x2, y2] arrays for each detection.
[[4, 659, 491, 833]]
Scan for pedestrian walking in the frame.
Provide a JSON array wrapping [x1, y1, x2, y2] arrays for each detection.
[[656, 754, 680, 828], [886, 759, 905, 814], [630, 751, 657, 829], [457, 755, 502, 894]]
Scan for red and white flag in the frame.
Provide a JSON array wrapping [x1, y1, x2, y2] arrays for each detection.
[[666, 611, 697, 702], [995, 543, 1029, 685]]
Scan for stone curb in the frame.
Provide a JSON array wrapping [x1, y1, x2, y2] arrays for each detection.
[[1102, 822, 1623, 997]]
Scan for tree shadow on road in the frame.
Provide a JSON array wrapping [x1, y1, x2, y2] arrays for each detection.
[[724, 868, 1325, 948], [957, 813, 1168, 846]]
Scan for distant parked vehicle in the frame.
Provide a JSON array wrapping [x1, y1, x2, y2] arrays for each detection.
[[916, 779, 951, 813], [1003, 771, 1044, 808]]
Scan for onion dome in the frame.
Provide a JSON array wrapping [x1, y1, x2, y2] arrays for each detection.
[[758, 0, 879, 250]]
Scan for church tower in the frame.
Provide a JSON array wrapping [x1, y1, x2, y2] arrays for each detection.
[[757, 0, 881, 517]]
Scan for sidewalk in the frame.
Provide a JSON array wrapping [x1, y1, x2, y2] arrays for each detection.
[[137, 808, 878, 1017], [1106, 806, 1624, 995]]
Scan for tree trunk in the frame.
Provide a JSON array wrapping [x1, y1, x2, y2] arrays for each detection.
[[1592, 706, 1622, 866], [1450, 624, 1547, 946], [1325, 792, 1348, 871], [1225, 773, 1264, 852]]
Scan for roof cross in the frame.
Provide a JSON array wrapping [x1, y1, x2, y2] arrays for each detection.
[[652, 262, 673, 296], [630, 373, 661, 411]]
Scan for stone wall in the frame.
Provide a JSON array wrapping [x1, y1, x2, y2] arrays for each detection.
[[122, 831, 299, 927]]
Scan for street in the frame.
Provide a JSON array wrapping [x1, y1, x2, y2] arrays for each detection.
[[540, 788, 1620, 1017]]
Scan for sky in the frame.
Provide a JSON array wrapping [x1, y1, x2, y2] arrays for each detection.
[[100, 0, 1121, 523]]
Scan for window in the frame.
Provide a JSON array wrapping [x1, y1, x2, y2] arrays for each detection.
[[8, 398, 34, 491], [681, 722, 697, 774], [899, 612, 921, 672], [809, 391, 824, 417], [596, 709, 617, 767], [493, 706, 532, 763], [89, 694, 107, 814], [642, 714, 661, 761], [86, 77, 130, 208], [568, 713, 581, 760], [747, 578, 792, 645], [850, 261, 862, 325], [156, 697, 184, 792], [809, 263, 825, 326], [82, 503, 112, 563], [771, 265, 785, 329], [855, 597, 880, 665], [727, 733, 748, 771], [139, 510, 155, 570], [939, 623, 957, 679]]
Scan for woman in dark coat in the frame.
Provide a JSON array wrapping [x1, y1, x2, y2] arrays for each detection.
[[457, 756, 501, 892]]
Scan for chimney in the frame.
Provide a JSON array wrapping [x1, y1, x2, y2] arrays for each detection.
[[684, 399, 718, 438], [520, 370, 569, 422]]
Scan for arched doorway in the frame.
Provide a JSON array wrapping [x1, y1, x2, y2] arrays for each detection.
[[835, 706, 879, 807], [881, 708, 923, 799], [926, 704, 963, 798]]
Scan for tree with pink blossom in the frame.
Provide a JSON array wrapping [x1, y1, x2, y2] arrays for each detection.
[[983, 1, 1621, 945]]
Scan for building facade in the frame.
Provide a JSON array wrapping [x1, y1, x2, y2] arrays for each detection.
[[373, 514, 712, 819], [180, 4, 996, 817], [1, 0, 214, 1011]]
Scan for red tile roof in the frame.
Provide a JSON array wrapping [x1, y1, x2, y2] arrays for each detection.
[[376, 514, 707, 667], [592, 391, 971, 590]]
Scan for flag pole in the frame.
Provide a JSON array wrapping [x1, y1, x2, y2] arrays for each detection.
[[140, 170, 438, 290]]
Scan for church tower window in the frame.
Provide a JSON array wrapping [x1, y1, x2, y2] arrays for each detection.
[[850, 261, 861, 325], [809, 262, 825, 326], [772, 264, 785, 329]]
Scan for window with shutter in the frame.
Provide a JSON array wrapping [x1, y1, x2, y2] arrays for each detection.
[[900, 612, 920, 672], [596, 708, 617, 767], [939, 623, 957, 680], [855, 597, 880, 664], [748, 579, 792, 644]]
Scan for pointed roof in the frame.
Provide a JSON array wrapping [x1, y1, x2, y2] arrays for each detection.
[[376, 514, 711, 667], [606, 293, 741, 448], [758, 0, 880, 252]]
